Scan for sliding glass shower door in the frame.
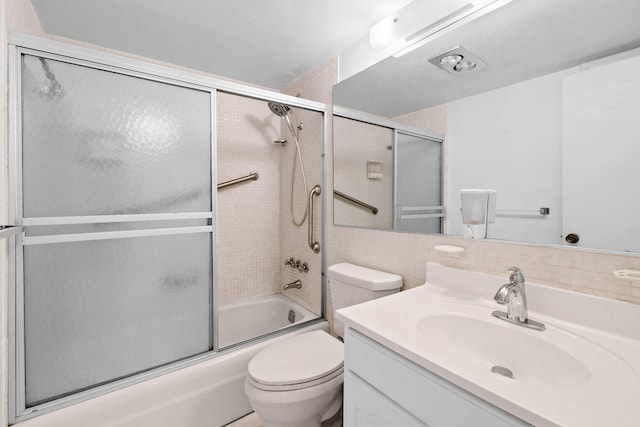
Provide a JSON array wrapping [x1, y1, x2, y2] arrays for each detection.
[[15, 53, 214, 410]]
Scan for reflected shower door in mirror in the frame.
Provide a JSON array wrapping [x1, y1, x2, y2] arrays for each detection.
[[332, 0, 640, 254], [333, 112, 443, 233], [216, 92, 323, 348], [395, 132, 443, 233]]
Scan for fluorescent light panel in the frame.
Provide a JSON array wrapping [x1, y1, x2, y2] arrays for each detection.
[[369, 0, 513, 58]]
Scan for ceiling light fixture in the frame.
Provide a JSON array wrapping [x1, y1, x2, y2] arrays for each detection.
[[454, 60, 477, 72], [440, 54, 464, 65], [429, 46, 486, 75], [369, 0, 513, 58]]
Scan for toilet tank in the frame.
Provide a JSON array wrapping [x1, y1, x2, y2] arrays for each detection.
[[328, 263, 402, 338]]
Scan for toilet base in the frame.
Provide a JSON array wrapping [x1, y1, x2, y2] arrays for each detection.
[[244, 375, 343, 427], [320, 398, 342, 427]]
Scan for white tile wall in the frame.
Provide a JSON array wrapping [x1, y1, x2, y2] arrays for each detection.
[[278, 57, 339, 316], [216, 92, 282, 304]]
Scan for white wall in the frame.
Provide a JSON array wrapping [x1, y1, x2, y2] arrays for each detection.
[[563, 53, 640, 253], [446, 68, 571, 244]]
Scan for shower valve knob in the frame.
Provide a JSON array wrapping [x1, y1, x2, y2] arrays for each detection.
[[298, 262, 309, 273]]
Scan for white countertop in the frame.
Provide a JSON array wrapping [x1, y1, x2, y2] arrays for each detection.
[[336, 263, 640, 427]]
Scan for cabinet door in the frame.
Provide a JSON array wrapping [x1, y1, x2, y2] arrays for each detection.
[[345, 328, 531, 426], [344, 372, 427, 427]]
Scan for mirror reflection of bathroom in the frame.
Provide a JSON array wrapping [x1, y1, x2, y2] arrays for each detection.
[[332, 0, 640, 254], [333, 114, 444, 233], [216, 92, 324, 348]]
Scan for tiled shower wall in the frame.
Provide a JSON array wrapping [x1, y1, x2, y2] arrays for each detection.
[[216, 92, 282, 304], [279, 57, 339, 316]]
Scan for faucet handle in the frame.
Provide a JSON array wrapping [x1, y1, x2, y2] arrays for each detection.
[[508, 267, 525, 284]]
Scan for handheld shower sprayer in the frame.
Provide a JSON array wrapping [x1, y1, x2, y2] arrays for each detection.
[[267, 101, 310, 228]]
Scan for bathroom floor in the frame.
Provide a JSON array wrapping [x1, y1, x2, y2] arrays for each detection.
[[225, 412, 264, 427], [225, 411, 343, 427]]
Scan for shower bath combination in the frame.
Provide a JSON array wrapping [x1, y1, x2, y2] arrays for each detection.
[[268, 102, 310, 227]]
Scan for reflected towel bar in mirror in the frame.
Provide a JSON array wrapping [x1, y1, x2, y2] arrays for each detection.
[[398, 206, 445, 220], [334, 190, 379, 214], [495, 208, 550, 218]]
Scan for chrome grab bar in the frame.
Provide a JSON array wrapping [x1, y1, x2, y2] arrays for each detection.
[[308, 185, 321, 253], [217, 172, 259, 190], [334, 190, 378, 214]]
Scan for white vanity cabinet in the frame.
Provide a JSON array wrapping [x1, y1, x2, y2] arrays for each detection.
[[343, 328, 530, 427]]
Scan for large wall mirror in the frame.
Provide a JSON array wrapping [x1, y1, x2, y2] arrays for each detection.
[[332, 0, 640, 253]]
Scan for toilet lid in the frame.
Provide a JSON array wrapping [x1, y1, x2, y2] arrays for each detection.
[[248, 330, 344, 387]]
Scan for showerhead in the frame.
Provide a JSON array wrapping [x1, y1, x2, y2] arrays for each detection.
[[268, 102, 291, 118], [268, 102, 297, 136]]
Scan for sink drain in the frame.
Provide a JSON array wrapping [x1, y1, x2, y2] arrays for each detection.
[[491, 365, 513, 378]]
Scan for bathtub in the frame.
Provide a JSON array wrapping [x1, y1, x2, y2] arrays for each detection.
[[19, 294, 325, 427], [219, 293, 318, 348]]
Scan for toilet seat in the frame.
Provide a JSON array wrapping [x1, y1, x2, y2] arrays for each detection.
[[247, 330, 344, 391], [247, 366, 343, 391]]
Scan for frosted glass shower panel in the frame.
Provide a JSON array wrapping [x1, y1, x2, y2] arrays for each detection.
[[23, 233, 212, 405], [21, 54, 212, 217]]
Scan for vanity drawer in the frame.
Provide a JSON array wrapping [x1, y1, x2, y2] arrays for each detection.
[[344, 328, 530, 427], [344, 372, 426, 427]]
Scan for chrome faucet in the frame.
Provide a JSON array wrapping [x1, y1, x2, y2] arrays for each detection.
[[283, 279, 302, 290], [492, 267, 545, 331]]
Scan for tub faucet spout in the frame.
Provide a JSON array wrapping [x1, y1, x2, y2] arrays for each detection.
[[283, 279, 302, 290]]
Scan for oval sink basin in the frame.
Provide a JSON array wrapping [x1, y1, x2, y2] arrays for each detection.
[[405, 302, 635, 390]]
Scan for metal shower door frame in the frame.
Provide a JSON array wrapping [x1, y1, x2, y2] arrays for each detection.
[[8, 44, 217, 422], [5, 32, 328, 423]]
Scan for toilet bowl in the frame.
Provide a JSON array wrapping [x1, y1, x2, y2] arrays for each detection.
[[244, 263, 402, 427], [244, 330, 343, 427]]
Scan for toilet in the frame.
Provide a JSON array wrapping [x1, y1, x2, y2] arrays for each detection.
[[244, 263, 402, 427]]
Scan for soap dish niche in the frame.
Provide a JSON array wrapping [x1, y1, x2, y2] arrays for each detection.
[[367, 161, 383, 180]]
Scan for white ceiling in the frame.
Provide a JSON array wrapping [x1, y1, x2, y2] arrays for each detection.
[[29, 0, 412, 90]]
